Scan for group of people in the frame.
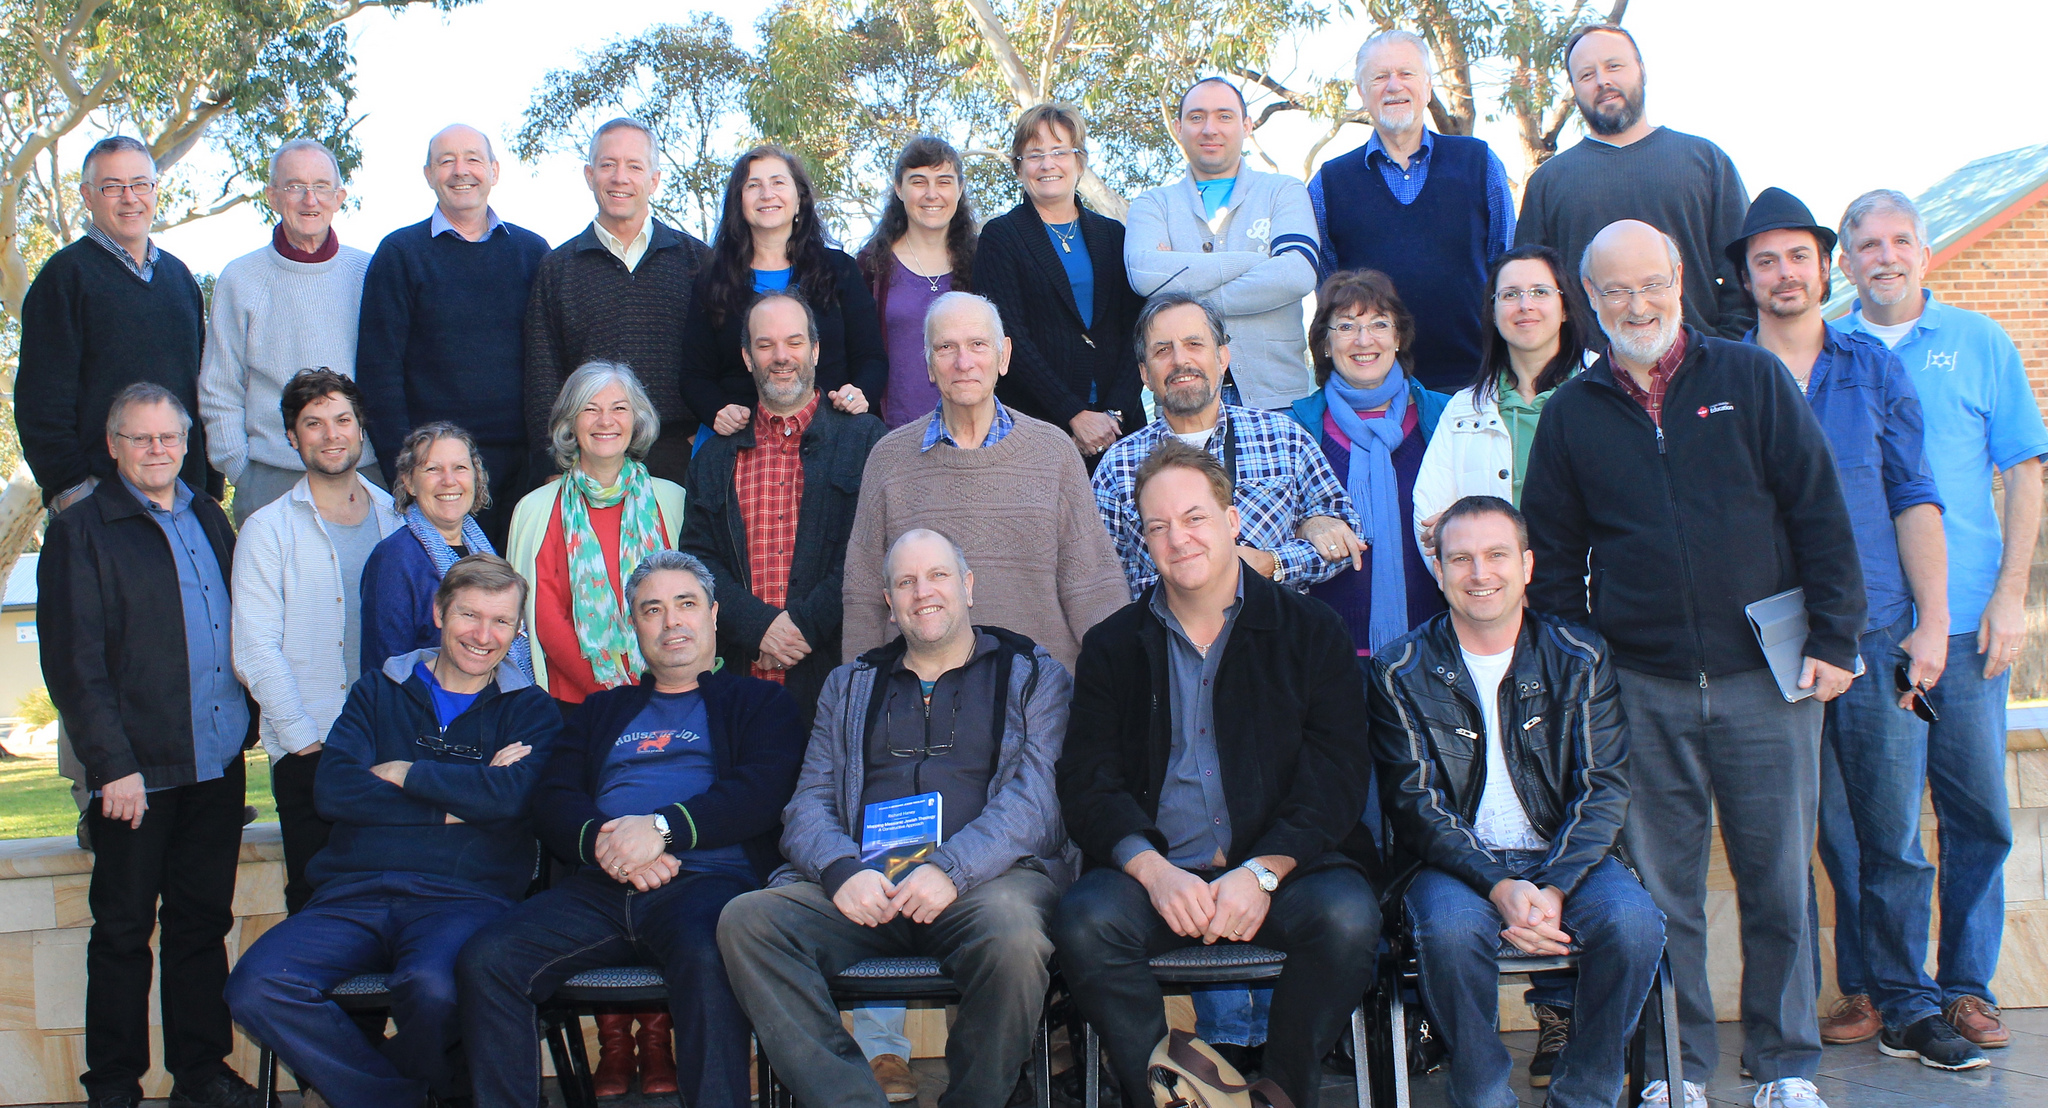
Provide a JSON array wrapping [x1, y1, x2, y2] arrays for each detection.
[[15, 18, 2047, 1108]]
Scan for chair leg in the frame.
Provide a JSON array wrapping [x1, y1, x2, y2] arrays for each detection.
[[1658, 955, 1684, 1097], [255, 1045, 275, 1108], [1084, 1021, 1101, 1108], [1627, 1000, 1648, 1106], [1032, 1012, 1053, 1108], [1389, 984, 1411, 1108], [1350, 1005, 1370, 1108], [563, 1010, 596, 1108], [541, 1012, 582, 1108]]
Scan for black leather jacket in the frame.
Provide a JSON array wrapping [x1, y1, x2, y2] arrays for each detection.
[[1366, 609, 1630, 898]]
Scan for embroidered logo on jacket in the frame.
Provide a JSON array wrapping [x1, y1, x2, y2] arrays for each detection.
[[1696, 402, 1734, 418]]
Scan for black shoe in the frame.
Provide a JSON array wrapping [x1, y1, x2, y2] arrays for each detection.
[[1878, 1015, 1990, 1071], [1529, 1003, 1570, 1087], [169, 1071, 266, 1108], [87, 1091, 140, 1108]]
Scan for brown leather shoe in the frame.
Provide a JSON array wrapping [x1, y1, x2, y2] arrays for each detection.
[[1944, 995, 2009, 1048], [638, 1010, 679, 1096], [592, 1012, 635, 1098], [870, 1054, 919, 1103], [1818, 994, 1881, 1044]]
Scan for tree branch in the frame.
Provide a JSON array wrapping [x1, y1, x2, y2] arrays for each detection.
[[957, 0, 1042, 107]]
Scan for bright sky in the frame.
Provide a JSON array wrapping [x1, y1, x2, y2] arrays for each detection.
[[154, 0, 2048, 278]]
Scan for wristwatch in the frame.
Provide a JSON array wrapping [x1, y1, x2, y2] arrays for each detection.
[[1239, 859, 1279, 893], [650, 813, 673, 845]]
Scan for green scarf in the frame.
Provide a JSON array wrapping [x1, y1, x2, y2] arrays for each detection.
[[558, 459, 663, 687]]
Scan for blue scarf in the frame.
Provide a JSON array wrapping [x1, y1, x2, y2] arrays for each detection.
[[1322, 366, 1411, 652], [404, 506, 534, 680]]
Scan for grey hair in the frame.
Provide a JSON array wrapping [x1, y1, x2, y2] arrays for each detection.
[[1839, 189, 1929, 251], [105, 382, 191, 438], [1355, 28, 1434, 91], [1579, 227, 1683, 291], [1134, 291, 1231, 363], [548, 361, 661, 470], [82, 135, 153, 183], [391, 421, 491, 515], [269, 138, 343, 185], [923, 290, 1006, 353], [624, 549, 716, 609], [425, 124, 495, 164], [588, 116, 659, 166], [884, 527, 972, 584]]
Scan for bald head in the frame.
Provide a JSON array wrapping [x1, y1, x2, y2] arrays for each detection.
[[424, 124, 500, 229], [883, 528, 975, 654], [884, 528, 970, 582], [426, 124, 495, 165], [1580, 219, 1680, 291], [1582, 220, 1684, 366]]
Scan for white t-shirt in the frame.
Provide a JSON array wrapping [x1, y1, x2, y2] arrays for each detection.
[[1462, 646, 1550, 853], [1861, 316, 1917, 349], [1172, 427, 1218, 450]]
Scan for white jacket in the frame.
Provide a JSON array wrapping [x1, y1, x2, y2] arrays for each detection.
[[231, 477, 402, 758], [1410, 384, 1514, 563]]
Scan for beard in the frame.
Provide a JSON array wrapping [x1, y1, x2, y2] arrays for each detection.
[[751, 358, 817, 410], [1374, 101, 1418, 133], [1862, 270, 1914, 307], [306, 443, 364, 477], [1760, 278, 1820, 319], [1156, 372, 1219, 418], [1602, 310, 1681, 365], [1579, 80, 1646, 136]]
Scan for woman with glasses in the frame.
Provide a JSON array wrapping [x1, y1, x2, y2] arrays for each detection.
[[361, 421, 533, 678], [1412, 244, 1588, 558], [973, 103, 1144, 463], [856, 137, 980, 430]]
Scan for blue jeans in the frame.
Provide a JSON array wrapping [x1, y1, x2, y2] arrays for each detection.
[[457, 867, 757, 1108], [1406, 855, 1664, 1108], [1820, 627, 2011, 1013], [225, 872, 514, 1107]]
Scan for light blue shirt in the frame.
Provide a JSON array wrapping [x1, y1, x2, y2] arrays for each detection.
[[1832, 289, 2048, 634], [752, 267, 793, 293], [429, 205, 505, 240], [123, 477, 248, 784], [1194, 176, 1236, 219]]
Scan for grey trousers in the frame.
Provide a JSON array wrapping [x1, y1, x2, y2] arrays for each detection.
[[717, 868, 1057, 1108], [1617, 665, 1823, 1084]]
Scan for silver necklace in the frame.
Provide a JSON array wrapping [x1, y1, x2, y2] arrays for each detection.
[[1048, 220, 1080, 253], [901, 249, 944, 294]]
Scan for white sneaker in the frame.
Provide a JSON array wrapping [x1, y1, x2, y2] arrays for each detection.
[[1752, 1077, 1828, 1108], [1639, 1079, 1707, 1108]]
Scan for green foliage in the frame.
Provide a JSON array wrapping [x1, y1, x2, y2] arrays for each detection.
[[14, 687, 56, 729]]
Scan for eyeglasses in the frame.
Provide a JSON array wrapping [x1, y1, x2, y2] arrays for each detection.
[[273, 184, 339, 201], [417, 731, 483, 760], [1495, 286, 1559, 305], [1596, 280, 1675, 307], [96, 181, 156, 199], [884, 686, 960, 759], [1329, 319, 1395, 339], [1893, 663, 1940, 724], [1017, 148, 1079, 165], [113, 431, 186, 450]]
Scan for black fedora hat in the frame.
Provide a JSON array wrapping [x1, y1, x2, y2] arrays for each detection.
[[1724, 187, 1838, 270]]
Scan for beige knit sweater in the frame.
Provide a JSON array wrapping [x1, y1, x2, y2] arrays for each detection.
[[841, 409, 1129, 670]]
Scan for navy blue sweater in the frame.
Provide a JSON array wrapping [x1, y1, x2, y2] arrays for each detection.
[[533, 669, 806, 883], [310, 649, 561, 899], [359, 528, 451, 675], [357, 218, 550, 473]]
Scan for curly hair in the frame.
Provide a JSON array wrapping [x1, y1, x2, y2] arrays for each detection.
[[701, 145, 839, 329], [858, 136, 978, 292]]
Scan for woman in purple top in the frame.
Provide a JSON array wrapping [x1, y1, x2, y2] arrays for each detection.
[[856, 138, 979, 429]]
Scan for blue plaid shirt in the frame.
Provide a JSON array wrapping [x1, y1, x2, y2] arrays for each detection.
[[919, 400, 1016, 452], [1092, 404, 1360, 596]]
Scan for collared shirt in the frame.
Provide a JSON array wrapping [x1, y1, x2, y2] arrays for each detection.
[[919, 399, 1015, 452], [593, 217, 651, 272], [1610, 330, 1691, 428], [85, 218, 159, 282], [1361, 129, 1516, 258], [1112, 570, 1245, 870], [124, 477, 248, 784], [429, 204, 505, 241], [734, 392, 819, 681], [1832, 289, 2048, 633], [1093, 404, 1360, 596]]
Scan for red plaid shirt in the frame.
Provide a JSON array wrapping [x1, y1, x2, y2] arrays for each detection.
[[1611, 330, 1689, 427], [734, 393, 818, 682]]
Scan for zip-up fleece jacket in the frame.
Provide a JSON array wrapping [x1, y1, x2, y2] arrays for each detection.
[[1521, 327, 1865, 680], [1367, 611, 1630, 898], [310, 649, 561, 899]]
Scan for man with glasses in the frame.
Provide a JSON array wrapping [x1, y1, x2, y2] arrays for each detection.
[[39, 384, 261, 1108], [1521, 219, 1864, 1108], [19, 135, 217, 513], [720, 528, 1073, 1108], [228, 554, 559, 1108], [199, 138, 381, 524]]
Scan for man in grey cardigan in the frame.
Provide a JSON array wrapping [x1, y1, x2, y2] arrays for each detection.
[[719, 528, 1075, 1108], [1125, 77, 1322, 410]]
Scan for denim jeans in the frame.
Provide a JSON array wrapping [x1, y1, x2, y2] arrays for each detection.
[[225, 872, 514, 1106], [1820, 628, 2012, 1012], [1406, 855, 1663, 1108]]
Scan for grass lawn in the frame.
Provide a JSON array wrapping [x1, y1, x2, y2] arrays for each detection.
[[0, 752, 276, 841]]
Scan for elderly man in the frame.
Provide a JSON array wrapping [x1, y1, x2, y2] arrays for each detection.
[[226, 555, 557, 1108], [231, 370, 403, 915], [842, 291, 1127, 670], [1515, 24, 1751, 340], [1125, 78, 1322, 410], [18, 135, 214, 511], [1829, 189, 2048, 1053], [1308, 29, 1515, 391], [1056, 439, 1379, 1108], [199, 137, 379, 524], [720, 528, 1074, 1108], [1521, 220, 1864, 1108], [1094, 292, 1361, 598], [358, 123, 550, 547], [682, 290, 885, 721], [458, 550, 806, 1108], [38, 384, 260, 1108], [526, 117, 712, 483]]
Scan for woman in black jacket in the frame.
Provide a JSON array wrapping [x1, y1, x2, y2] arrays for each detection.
[[974, 103, 1145, 460], [679, 146, 887, 437]]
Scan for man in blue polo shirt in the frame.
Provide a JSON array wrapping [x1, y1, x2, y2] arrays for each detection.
[[1831, 187, 2048, 1053], [1731, 189, 1980, 1072]]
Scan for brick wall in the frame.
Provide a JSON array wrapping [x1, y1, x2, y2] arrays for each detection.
[[1923, 196, 2048, 412]]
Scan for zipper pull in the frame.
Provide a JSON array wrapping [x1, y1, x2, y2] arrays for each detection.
[[1655, 425, 1667, 455], [1082, 334, 1096, 348], [1698, 670, 1708, 690], [1521, 716, 1543, 731]]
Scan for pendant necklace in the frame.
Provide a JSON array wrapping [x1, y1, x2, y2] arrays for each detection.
[[1049, 220, 1080, 253], [902, 250, 944, 294]]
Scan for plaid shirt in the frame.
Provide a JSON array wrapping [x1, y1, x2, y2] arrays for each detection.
[[920, 399, 1015, 451], [1092, 404, 1360, 597], [735, 392, 818, 682], [1610, 330, 1690, 427], [85, 219, 158, 282]]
